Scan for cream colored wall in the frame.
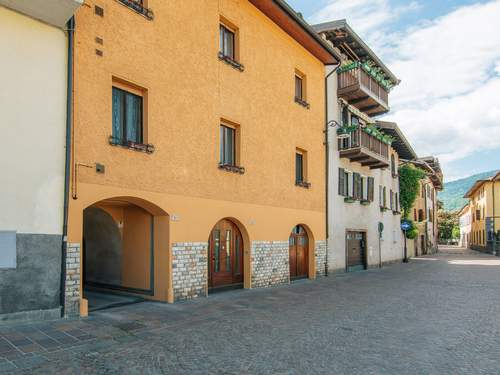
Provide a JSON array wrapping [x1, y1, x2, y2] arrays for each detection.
[[0, 6, 67, 235]]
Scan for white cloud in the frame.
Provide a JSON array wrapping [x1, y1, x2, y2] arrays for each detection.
[[383, 1, 500, 181], [311, 0, 500, 181], [310, 0, 420, 39]]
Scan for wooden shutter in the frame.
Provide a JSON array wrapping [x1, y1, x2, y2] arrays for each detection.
[[353, 173, 361, 200], [338, 168, 345, 196], [368, 177, 374, 202]]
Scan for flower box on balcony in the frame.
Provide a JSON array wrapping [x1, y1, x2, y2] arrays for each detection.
[[380, 206, 388, 212], [360, 200, 371, 206], [344, 197, 356, 203]]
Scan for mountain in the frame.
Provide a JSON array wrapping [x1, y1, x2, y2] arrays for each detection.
[[439, 170, 498, 212]]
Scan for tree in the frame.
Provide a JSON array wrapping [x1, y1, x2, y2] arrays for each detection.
[[399, 164, 425, 219], [438, 210, 459, 241]]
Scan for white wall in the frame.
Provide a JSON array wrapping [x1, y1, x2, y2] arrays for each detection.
[[326, 67, 403, 272], [0, 6, 67, 235]]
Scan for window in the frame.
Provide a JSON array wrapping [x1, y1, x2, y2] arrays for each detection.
[[395, 192, 399, 212], [220, 124, 236, 166], [295, 153, 304, 184], [294, 70, 309, 108], [220, 24, 235, 60], [476, 209, 481, 221], [391, 154, 396, 176], [295, 75, 303, 101], [414, 209, 417, 221], [112, 86, 143, 145], [390, 190, 394, 210], [379, 185, 383, 206], [339, 168, 349, 196], [295, 149, 309, 187], [383, 186, 387, 208], [418, 209, 424, 222]]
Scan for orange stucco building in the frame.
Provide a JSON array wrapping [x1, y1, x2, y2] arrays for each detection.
[[66, 0, 339, 316]]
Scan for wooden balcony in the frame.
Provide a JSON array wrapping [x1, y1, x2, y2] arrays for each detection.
[[338, 66, 390, 116], [338, 128, 389, 169]]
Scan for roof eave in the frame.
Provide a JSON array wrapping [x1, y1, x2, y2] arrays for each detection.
[[313, 19, 399, 84]]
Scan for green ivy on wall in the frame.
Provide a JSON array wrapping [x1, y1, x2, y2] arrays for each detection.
[[399, 164, 425, 219]]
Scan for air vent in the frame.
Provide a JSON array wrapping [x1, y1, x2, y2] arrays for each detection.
[[95, 6, 104, 17]]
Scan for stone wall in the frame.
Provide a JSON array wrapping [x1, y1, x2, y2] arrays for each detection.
[[172, 242, 208, 302], [64, 242, 81, 317], [251, 241, 289, 288], [315, 240, 327, 277], [0, 234, 62, 321]]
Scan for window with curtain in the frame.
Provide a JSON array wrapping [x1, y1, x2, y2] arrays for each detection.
[[112, 87, 143, 144], [220, 125, 236, 166], [296, 153, 304, 184], [368, 177, 374, 202], [220, 24, 235, 60]]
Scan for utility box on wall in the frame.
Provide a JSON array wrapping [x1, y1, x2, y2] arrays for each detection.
[[0, 231, 16, 269]]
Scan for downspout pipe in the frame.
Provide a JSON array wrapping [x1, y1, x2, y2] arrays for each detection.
[[324, 61, 341, 276], [60, 16, 75, 318]]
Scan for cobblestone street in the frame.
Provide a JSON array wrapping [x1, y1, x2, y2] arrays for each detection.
[[1, 246, 500, 374]]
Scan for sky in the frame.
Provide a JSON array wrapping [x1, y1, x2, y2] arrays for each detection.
[[287, 0, 500, 182]]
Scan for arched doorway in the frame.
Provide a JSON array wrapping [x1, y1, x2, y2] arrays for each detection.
[[289, 225, 309, 280], [208, 219, 244, 290], [83, 199, 157, 310]]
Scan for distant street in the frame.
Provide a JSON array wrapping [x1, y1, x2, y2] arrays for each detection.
[[1, 246, 500, 374]]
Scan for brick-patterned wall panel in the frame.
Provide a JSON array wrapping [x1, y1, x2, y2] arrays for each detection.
[[172, 242, 208, 302], [251, 241, 289, 288], [315, 240, 327, 277], [65, 243, 81, 316]]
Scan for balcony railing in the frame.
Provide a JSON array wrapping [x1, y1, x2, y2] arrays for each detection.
[[338, 127, 389, 169], [338, 64, 390, 116]]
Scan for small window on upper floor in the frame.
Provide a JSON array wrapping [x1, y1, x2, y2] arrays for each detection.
[[220, 124, 236, 166], [219, 20, 244, 71], [295, 149, 310, 188], [294, 70, 310, 109], [220, 24, 235, 60], [391, 154, 397, 177]]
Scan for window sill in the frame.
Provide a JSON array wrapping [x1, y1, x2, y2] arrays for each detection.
[[116, 0, 154, 20], [392, 210, 401, 215], [360, 199, 371, 206], [344, 197, 356, 203], [294, 97, 310, 109], [109, 136, 155, 154], [380, 206, 389, 212], [218, 52, 245, 72], [218, 163, 245, 174], [296, 181, 311, 189]]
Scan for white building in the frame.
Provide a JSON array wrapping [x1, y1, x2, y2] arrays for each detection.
[[0, 0, 81, 321], [315, 20, 414, 272], [458, 204, 472, 248]]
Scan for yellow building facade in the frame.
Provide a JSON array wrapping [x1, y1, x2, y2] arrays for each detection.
[[465, 172, 500, 253], [67, 0, 339, 316]]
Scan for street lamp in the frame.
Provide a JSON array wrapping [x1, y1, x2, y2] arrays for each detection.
[[327, 119, 350, 140]]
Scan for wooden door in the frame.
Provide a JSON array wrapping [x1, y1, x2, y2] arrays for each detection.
[[346, 231, 366, 271], [208, 219, 244, 289], [289, 225, 309, 280]]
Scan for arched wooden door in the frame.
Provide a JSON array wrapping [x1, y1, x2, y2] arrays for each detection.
[[289, 225, 309, 280], [208, 219, 244, 289]]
